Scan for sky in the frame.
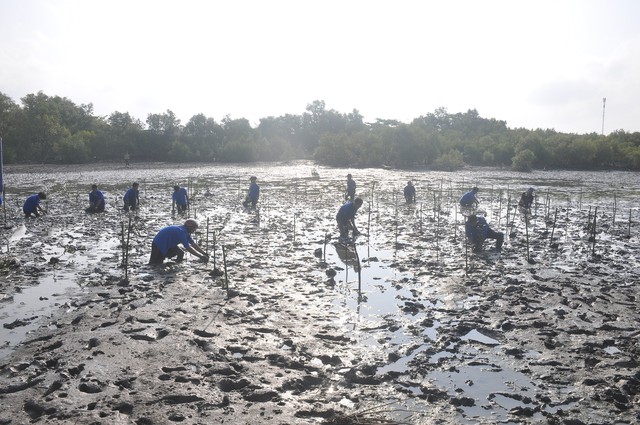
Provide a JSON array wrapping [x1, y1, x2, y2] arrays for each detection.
[[1, 0, 639, 135]]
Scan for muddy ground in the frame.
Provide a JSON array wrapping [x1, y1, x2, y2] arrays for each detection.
[[0, 162, 638, 424]]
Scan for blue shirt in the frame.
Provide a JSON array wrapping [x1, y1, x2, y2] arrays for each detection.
[[347, 179, 356, 195], [248, 182, 260, 201], [466, 216, 488, 239], [172, 188, 189, 206], [23, 194, 41, 213], [152, 225, 194, 256], [404, 185, 415, 199], [89, 190, 105, 209], [123, 188, 139, 205], [336, 201, 358, 222], [460, 190, 477, 206]]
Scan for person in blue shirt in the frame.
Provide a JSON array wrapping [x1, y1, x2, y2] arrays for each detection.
[[86, 184, 105, 213], [23, 192, 47, 218], [336, 197, 364, 243], [172, 185, 189, 214], [465, 214, 503, 252], [404, 181, 416, 204], [123, 182, 139, 212], [149, 219, 209, 265], [242, 176, 260, 209], [519, 187, 535, 209], [345, 174, 356, 201], [459, 187, 479, 208]]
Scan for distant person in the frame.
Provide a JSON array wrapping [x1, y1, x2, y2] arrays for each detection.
[[242, 176, 260, 209], [124, 152, 130, 167], [465, 214, 503, 252], [123, 182, 140, 212], [345, 174, 356, 201], [336, 197, 364, 243], [459, 187, 479, 209], [86, 184, 105, 213], [519, 187, 535, 209], [172, 185, 189, 215], [404, 181, 416, 204], [149, 219, 209, 265], [23, 192, 47, 218]]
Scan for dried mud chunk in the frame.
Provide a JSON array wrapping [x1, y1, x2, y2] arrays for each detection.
[[23, 400, 46, 419], [78, 381, 103, 393], [114, 402, 134, 414], [450, 396, 475, 407], [160, 395, 205, 404], [242, 389, 279, 402], [218, 378, 250, 392]]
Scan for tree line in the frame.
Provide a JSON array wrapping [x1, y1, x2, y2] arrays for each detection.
[[1, 91, 639, 171]]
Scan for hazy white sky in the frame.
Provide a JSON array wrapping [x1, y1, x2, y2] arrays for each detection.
[[1, 0, 639, 134]]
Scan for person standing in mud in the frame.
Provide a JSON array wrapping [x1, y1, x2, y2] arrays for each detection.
[[124, 152, 130, 167], [459, 187, 479, 209], [149, 219, 209, 265], [404, 181, 416, 204], [23, 192, 47, 218], [123, 182, 139, 212], [519, 187, 535, 209], [242, 176, 260, 209], [345, 174, 356, 201], [336, 197, 363, 243], [172, 185, 189, 215], [86, 184, 105, 213], [465, 214, 503, 252]]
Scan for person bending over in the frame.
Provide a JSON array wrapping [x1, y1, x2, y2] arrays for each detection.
[[336, 197, 364, 243], [149, 219, 209, 265]]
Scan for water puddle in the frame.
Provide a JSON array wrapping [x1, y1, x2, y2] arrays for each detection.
[[0, 274, 79, 359]]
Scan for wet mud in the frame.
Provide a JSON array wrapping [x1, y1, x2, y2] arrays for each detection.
[[0, 162, 638, 424]]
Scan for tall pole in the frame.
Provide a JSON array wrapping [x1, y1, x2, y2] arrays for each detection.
[[601, 97, 606, 135]]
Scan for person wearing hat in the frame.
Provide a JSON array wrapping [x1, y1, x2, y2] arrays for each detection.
[[459, 187, 479, 208], [465, 214, 503, 252], [404, 181, 416, 204], [172, 185, 189, 215], [23, 192, 47, 218], [336, 197, 364, 243], [149, 219, 209, 265], [345, 174, 356, 201], [123, 182, 140, 212], [86, 184, 105, 213], [242, 176, 260, 209], [518, 187, 535, 209]]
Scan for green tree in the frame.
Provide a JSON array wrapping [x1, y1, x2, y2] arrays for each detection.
[[511, 148, 536, 172]]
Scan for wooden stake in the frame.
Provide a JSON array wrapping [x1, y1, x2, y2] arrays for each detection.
[[550, 207, 558, 245]]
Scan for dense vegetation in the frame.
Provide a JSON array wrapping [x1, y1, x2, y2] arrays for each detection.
[[1, 91, 639, 171]]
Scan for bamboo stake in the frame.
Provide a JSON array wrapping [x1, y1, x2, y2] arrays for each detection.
[[628, 208, 632, 238], [124, 216, 132, 280], [525, 214, 531, 262], [550, 207, 558, 246], [222, 244, 229, 291], [591, 207, 597, 255], [352, 240, 362, 301]]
